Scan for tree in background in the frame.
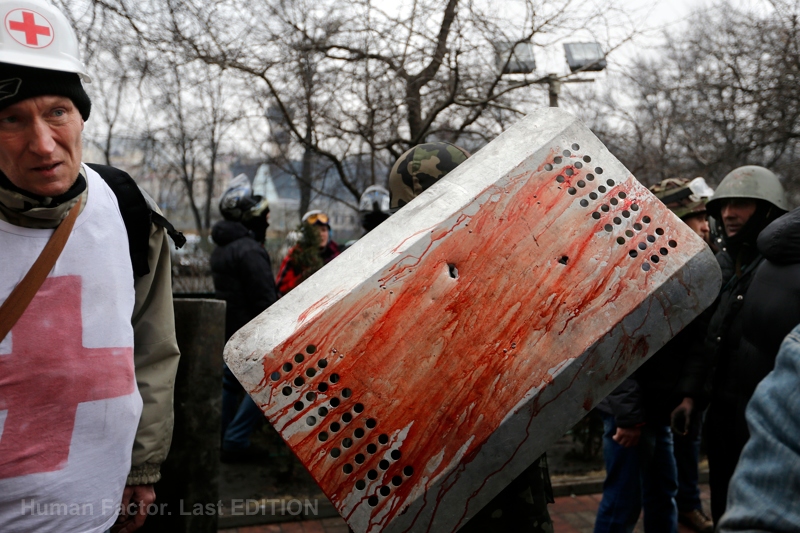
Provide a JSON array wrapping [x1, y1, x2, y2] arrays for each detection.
[[54, 0, 245, 238], [60, 0, 634, 219], [582, 0, 800, 200]]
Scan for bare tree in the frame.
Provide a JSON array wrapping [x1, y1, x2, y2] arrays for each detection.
[[583, 1, 800, 198], [72, 0, 634, 217], [56, 0, 632, 218], [146, 60, 241, 236]]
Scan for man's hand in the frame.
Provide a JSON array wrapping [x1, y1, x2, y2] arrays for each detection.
[[612, 426, 641, 448], [111, 485, 156, 533], [670, 397, 694, 436]]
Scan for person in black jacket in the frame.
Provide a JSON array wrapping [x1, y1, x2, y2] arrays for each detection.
[[702, 166, 789, 523], [594, 177, 715, 533], [211, 175, 278, 461], [740, 207, 800, 380], [715, 205, 800, 531]]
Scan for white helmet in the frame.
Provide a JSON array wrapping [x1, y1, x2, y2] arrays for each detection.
[[0, 0, 90, 81]]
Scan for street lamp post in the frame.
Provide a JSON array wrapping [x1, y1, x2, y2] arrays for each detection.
[[533, 73, 596, 108], [495, 41, 607, 108]]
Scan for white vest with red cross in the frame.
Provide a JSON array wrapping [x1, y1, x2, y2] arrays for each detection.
[[0, 165, 142, 533]]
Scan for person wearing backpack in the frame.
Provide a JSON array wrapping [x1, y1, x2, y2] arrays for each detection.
[[0, 1, 182, 531]]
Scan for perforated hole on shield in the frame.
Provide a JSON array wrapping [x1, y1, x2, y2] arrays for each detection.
[[355, 445, 408, 498], [627, 220, 679, 270], [551, 145, 608, 207], [274, 342, 366, 452]]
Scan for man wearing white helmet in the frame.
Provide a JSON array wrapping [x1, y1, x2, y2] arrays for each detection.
[[0, 1, 181, 532]]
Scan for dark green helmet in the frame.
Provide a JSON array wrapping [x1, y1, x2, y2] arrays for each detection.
[[388, 142, 470, 211], [705, 165, 789, 218], [648, 177, 713, 219]]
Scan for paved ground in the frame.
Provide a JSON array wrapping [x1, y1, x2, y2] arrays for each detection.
[[220, 484, 712, 533]]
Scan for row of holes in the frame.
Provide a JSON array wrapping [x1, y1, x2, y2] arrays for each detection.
[[316, 410, 374, 440], [364, 464, 415, 507], [270, 344, 320, 382], [313, 395, 414, 508], [544, 144, 589, 170], [565, 171, 607, 195], [600, 214, 650, 232], [281, 372, 341, 399], [305, 396, 360, 426], [268, 343, 414, 508], [587, 191, 631, 212], [548, 150, 681, 272], [341, 440, 399, 473], [630, 230, 679, 271]]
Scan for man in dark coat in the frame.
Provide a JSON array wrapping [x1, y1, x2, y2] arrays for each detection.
[[716, 205, 800, 531], [211, 175, 278, 461], [702, 165, 789, 522]]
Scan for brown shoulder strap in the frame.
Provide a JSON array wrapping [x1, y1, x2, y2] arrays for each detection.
[[0, 196, 83, 342]]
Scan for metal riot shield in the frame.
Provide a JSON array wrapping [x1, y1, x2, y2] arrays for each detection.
[[225, 108, 721, 533]]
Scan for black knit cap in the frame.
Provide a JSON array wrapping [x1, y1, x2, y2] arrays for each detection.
[[0, 63, 91, 120]]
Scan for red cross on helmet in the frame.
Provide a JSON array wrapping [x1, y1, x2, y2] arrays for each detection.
[[1, 0, 90, 81]]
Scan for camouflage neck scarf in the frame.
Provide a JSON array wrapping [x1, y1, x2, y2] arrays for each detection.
[[0, 168, 87, 229]]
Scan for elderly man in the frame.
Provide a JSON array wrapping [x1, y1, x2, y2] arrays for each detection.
[[0, 1, 180, 532]]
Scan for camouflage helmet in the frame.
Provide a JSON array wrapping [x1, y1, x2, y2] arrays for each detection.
[[388, 142, 471, 211], [219, 174, 269, 222], [648, 177, 713, 219], [705, 165, 790, 218]]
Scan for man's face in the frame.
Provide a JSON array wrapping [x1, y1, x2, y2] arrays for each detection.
[[0, 95, 84, 197], [317, 225, 330, 248], [683, 212, 710, 243], [720, 199, 758, 237]]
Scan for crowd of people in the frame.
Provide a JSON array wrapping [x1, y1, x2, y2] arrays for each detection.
[[2, 1, 799, 532], [210, 141, 800, 533]]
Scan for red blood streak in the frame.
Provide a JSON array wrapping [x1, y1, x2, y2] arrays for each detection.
[[252, 150, 701, 531]]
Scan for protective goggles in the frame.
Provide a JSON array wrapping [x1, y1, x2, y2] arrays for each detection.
[[305, 212, 330, 226]]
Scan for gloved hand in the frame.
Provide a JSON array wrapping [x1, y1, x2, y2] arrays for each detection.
[[670, 397, 694, 436]]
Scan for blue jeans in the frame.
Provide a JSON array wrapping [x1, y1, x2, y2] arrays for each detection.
[[594, 413, 678, 533], [673, 410, 703, 513], [222, 364, 264, 451]]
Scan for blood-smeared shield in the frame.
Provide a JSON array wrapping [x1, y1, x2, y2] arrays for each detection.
[[225, 108, 721, 533]]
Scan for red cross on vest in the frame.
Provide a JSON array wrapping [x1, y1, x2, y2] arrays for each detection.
[[0, 275, 135, 479], [7, 10, 52, 47]]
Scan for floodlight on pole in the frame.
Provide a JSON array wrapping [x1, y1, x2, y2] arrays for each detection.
[[493, 41, 536, 75], [494, 40, 607, 108], [563, 42, 607, 73]]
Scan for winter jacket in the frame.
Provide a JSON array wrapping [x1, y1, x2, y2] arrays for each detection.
[[707, 206, 800, 443], [597, 315, 710, 428], [276, 240, 341, 295], [741, 207, 800, 369], [210, 220, 278, 340]]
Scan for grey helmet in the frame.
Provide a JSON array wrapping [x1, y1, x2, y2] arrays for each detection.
[[359, 185, 390, 232], [705, 165, 789, 219], [219, 174, 269, 222], [359, 185, 390, 214]]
